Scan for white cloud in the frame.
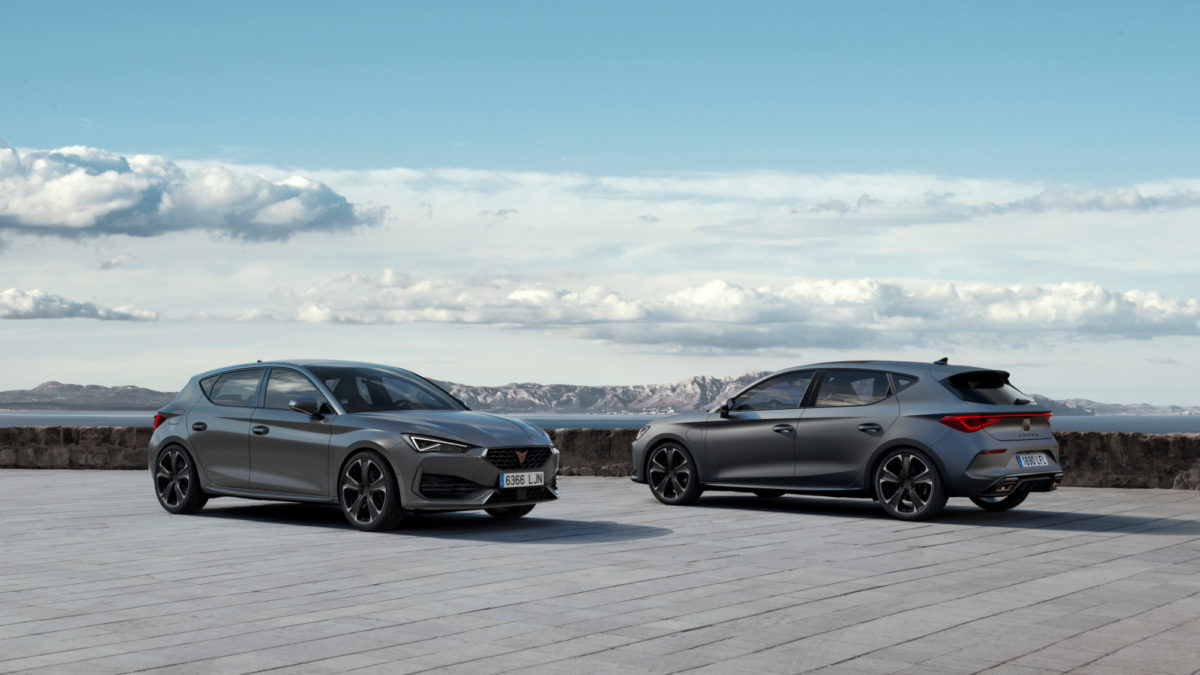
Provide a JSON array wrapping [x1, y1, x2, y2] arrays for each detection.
[[0, 288, 157, 321], [236, 272, 1200, 352], [0, 143, 378, 240], [99, 253, 132, 270]]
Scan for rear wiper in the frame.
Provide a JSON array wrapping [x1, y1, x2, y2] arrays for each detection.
[[1013, 398, 1032, 405]]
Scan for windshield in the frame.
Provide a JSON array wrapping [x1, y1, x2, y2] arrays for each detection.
[[307, 366, 463, 413]]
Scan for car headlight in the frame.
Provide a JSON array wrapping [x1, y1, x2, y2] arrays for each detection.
[[635, 425, 650, 440], [404, 435, 471, 453]]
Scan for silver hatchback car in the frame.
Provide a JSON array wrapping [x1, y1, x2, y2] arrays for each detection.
[[631, 360, 1062, 520], [149, 361, 559, 530]]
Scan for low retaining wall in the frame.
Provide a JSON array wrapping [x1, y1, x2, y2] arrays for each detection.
[[2, 426, 1199, 490]]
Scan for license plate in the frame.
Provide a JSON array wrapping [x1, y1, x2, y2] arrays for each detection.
[[499, 471, 544, 489], [1017, 453, 1050, 468]]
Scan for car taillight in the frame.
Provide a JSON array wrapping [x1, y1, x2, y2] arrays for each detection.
[[939, 412, 1051, 433], [153, 414, 166, 429]]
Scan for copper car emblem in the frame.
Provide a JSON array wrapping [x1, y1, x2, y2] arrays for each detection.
[[515, 450, 528, 465], [1023, 418, 1031, 432]]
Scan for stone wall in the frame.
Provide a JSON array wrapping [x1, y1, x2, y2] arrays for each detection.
[[2, 426, 1199, 490], [1054, 431, 1200, 489], [0, 426, 152, 470]]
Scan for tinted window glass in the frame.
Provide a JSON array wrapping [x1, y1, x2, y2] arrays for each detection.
[[946, 371, 1032, 405], [207, 369, 263, 407], [199, 375, 219, 396], [894, 375, 918, 392], [814, 370, 890, 407], [263, 369, 325, 410], [309, 366, 462, 413], [733, 371, 814, 411]]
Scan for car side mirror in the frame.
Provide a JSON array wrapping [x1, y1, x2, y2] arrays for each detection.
[[289, 397, 323, 419], [719, 398, 735, 418]]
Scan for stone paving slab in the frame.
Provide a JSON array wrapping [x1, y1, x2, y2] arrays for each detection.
[[2, 471, 1200, 674]]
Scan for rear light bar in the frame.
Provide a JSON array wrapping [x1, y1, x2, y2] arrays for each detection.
[[939, 412, 1051, 433], [153, 414, 166, 429]]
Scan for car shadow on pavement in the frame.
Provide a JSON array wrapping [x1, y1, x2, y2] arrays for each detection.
[[194, 501, 673, 543], [690, 494, 1200, 535]]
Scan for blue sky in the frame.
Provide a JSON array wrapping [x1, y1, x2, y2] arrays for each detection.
[[2, 1, 1199, 404], [5, 1, 1199, 179]]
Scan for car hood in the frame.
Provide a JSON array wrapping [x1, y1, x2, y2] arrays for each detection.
[[348, 410, 549, 448], [653, 410, 711, 426]]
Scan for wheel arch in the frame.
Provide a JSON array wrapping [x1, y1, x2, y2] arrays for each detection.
[[332, 442, 403, 505], [643, 435, 703, 484], [863, 438, 949, 497], [151, 439, 214, 493]]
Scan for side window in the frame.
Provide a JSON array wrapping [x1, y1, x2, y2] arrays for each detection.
[[199, 375, 219, 397], [207, 369, 264, 407], [893, 375, 918, 392], [733, 371, 814, 411], [814, 370, 890, 407], [264, 369, 325, 410]]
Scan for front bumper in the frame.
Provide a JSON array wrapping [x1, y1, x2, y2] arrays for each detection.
[[401, 445, 560, 511]]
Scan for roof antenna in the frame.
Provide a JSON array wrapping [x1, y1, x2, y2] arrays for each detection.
[[257, 359, 262, 363], [933, 357, 948, 365]]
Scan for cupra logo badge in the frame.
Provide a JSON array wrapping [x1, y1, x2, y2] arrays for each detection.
[[1023, 418, 1032, 432], [515, 450, 528, 465]]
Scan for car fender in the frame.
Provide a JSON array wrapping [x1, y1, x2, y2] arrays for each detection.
[[859, 436, 949, 492], [148, 434, 220, 489], [641, 431, 702, 482], [325, 421, 402, 483]]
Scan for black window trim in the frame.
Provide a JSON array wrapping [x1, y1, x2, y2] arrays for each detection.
[[730, 369, 817, 412], [202, 367, 268, 409]]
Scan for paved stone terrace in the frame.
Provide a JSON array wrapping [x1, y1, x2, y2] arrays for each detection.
[[2, 471, 1200, 674]]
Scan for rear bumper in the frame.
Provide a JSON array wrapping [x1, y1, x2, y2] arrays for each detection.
[[975, 471, 1062, 498]]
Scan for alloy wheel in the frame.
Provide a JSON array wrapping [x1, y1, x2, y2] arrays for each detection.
[[155, 448, 192, 508], [340, 456, 390, 527], [648, 445, 693, 501], [877, 452, 936, 515]]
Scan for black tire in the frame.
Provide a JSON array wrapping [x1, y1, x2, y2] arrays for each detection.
[[646, 443, 703, 505], [753, 490, 785, 499], [154, 446, 209, 514], [339, 450, 404, 531], [874, 448, 947, 521], [486, 504, 536, 520], [970, 490, 1029, 512]]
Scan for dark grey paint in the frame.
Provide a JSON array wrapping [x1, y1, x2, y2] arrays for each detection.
[[632, 359, 1063, 508], [149, 360, 559, 515]]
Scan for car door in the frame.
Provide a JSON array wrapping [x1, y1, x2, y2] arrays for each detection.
[[186, 368, 265, 489], [249, 368, 334, 496], [702, 370, 814, 485], [793, 369, 899, 488]]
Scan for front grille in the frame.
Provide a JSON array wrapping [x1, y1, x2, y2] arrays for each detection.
[[420, 473, 486, 499], [484, 447, 553, 470], [486, 485, 556, 505]]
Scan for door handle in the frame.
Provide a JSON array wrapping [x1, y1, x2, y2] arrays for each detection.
[[251, 425, 270, 436], [772, 424, 794, 434], [191, 422, 207, 432], [857, 423, 882, 433]]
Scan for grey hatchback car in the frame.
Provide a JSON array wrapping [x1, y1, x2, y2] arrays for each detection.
[[149, 361, 559, 530], [631, 360, 1062, 520]]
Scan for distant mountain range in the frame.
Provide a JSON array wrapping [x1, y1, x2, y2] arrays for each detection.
[[2, 377, 1198, 416]]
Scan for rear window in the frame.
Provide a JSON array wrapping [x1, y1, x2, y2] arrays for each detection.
[[944, 370, 1032, 405]]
